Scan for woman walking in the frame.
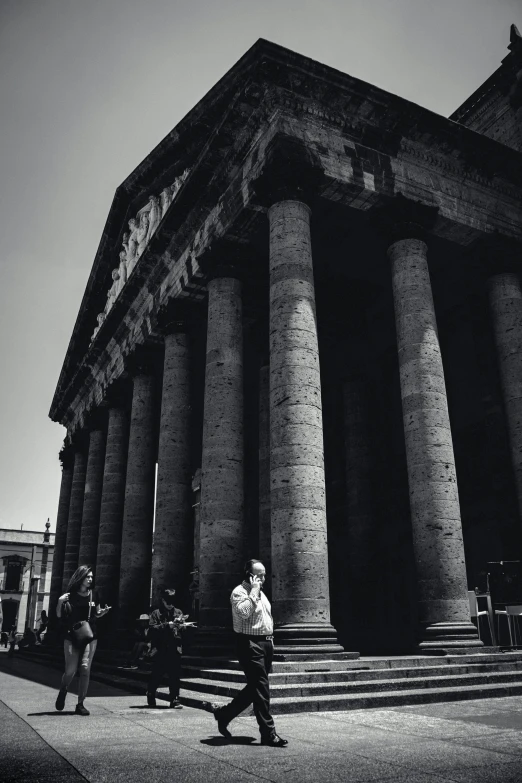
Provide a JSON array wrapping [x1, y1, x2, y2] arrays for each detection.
[[55, 565, 110, 715]]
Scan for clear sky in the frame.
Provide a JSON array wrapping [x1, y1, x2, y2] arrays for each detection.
[[0, 0, 519, 532]]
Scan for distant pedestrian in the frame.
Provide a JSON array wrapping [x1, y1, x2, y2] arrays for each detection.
[[206, 559, 288, 747], [55, 565, 111, 716], [7, 628, 17, 658], [147, 587, 193, 709], [35, 610, 48, 643]]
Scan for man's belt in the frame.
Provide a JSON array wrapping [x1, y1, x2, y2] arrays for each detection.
[[237, 633, 274, 641]]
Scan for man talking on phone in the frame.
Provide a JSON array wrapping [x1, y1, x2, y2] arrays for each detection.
[[206, 559, 288, 747]]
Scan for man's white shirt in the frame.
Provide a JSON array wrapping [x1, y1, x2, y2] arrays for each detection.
[[230, 580, 274, 635]]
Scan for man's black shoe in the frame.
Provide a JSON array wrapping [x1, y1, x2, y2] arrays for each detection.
[[211, 706, 232, 738], [146, 692, 156, 707], [261, 734, 288, 747]]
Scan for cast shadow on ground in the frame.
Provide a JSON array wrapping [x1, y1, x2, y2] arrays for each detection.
[[201, 736, 257, 746], [0, 653, 128, 698], [27, 711, 77, 716], [127, 705, 171, 710]]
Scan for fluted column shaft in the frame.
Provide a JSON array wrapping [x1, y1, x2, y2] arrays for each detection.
[[95, 406, 129, 605], [78, 426, 106, 567], [49, 452, 74, 619], [152, 331, 193, 603], [199, 276, 244, 629], [268, 199, 335, 638], [488, 273, 522, 521], [62, 445, 88, 588], [118, 373, 157, 633], [388, 237, 480, 649]]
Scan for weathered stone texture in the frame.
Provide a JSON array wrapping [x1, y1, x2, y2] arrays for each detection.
[[388, 237, 479, 646], [199, 276, 244, 628], [152, 332, 193, 602], [268, 199, 332, 627], [488, 273, 522, 521], [49, 453, 74, 616], [62, 447, 87, 588], [78, 427, 106, 567], [118, 374, 157, 633], [95, 406, 129, 605], [258, 365, 271, 574]]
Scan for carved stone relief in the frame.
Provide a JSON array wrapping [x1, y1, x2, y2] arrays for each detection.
[[90, 168, 190, 343]]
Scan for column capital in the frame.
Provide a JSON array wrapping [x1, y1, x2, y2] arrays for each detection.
[[83, 405, 108, 433], [472, 232, 522, 278], [371, 194, 439, 244], [197, 237, 250, 283], [103, 377, 132, 410], [251, 135, 326, 209], [123, 343, 162, 378], [154, 297, 203, 335]]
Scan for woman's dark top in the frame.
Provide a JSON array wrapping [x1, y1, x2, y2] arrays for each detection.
[[61, 591, 99, 641]]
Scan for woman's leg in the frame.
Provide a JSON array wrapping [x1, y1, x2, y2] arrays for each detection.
[[60, 641, 80, 691], [77, 640, 98, 703]]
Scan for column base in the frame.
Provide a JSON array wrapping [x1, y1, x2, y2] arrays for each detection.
[[416, 622, 484, 654], [273, 623, 360, 661]]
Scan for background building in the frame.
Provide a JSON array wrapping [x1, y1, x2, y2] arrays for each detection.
[[0, 523, 54, 633]]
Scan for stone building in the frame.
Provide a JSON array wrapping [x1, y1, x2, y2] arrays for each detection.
[[0, 523, 54, 633], [49, 29, 522, 655]]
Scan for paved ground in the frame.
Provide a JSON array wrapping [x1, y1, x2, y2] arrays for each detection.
[[2, 649, 522, 783]]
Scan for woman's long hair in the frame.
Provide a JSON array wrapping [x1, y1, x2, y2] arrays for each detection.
[[66, 565, 93, 595]]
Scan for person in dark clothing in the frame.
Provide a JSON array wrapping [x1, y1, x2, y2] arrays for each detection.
[[147, 587, 192, 709], [55, 565, 111, 716]]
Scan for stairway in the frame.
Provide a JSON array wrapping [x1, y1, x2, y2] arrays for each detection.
[[13, 645, 522, 713]]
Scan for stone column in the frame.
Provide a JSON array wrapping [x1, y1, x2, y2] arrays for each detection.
[[488, 272, 522, 522], [118, 363, 157, 634], [62, 439, 88, 588], [387, 232, 481, 649], [152, 329, 193, 604], [258, 365, 271, 577], [199, 274, 244, 629], [95, 402, 129, 607], [49, 446, 74, 621], [78, 416, 107, 567], [268, 199, 342, 653]]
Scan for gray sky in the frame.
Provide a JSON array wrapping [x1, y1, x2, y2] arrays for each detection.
[[0, 0, 519, 532]]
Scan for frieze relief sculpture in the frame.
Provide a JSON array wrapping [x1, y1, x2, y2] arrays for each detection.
[[91, 168, 190, 344]]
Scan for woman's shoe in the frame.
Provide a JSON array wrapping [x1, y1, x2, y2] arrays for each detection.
[[75, 702, 90, 716], [55, 689, 67, 711], [169, 698, 183, 709]]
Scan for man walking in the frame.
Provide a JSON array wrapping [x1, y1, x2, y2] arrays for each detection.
[[207, 559, 287, 747]]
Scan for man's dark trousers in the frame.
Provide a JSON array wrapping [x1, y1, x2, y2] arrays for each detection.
[[218, 635, 275, 738], [149, 648, 181, 699]]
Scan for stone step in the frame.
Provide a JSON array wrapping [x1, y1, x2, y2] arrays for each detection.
[[177, 680, 522, 714], [181, 659, 522, 684], [178, 669, 522, 699], [181, 650, 522, 672], [17, 647, 522, 714]]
